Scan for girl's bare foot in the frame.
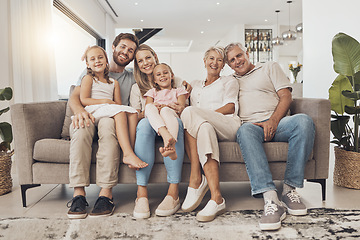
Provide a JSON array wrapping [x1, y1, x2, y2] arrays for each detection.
[[123, 153, 148, 169], [159, 139, 177, 160], [158, 127, 177, 160]]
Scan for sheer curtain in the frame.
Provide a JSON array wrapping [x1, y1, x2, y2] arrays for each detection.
[[10, 0, 58, 103]]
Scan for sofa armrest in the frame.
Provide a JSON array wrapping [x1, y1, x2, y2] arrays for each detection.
[[290, 98, 331, 179], [10, 101, 67, 184]]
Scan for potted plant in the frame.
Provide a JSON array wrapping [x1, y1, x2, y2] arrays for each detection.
[[0, 87, 13, 195], [328, 32, 360, 189]]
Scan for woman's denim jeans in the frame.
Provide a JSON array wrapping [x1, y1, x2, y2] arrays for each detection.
[[134, 118, 184, 186], [236, 114, 315, 196]]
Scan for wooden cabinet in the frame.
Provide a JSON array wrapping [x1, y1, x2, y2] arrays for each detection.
[[245, 29, 273, 64]]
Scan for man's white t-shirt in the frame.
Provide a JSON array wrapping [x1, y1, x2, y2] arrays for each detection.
[[234, 61, 291, 123]]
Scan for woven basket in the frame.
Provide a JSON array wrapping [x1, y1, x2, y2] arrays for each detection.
[[0, 150, 13, 196], [333, 147, 360, 189]]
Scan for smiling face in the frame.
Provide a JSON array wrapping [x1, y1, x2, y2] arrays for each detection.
[[135, 50, 158, 76], [226, 45, 254, 76], [204, 50, 225, 77], [153, 64, 174, 90], [112, 39, 137, 67], [86, 47, 108, 73]]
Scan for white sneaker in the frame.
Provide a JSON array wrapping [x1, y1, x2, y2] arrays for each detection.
[[133, 197, 150, 219], [181, 175, 209, 212], [196, 198, 226, 222]]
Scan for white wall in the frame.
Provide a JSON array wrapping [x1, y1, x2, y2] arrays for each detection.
[[218, 24, 245, 76], [157, 52, 206, 83], [303, 0, 360, 98]]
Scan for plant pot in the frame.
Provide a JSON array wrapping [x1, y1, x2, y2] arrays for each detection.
[[0, 150, 13, 195], [333, 147, 360, 189]]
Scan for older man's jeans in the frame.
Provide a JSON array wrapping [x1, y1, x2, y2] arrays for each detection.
[[236, 114, 315, 196], [134, 118, 184, 186]]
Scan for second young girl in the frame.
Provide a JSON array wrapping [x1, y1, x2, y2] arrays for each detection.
[[144, 63, 188, 161], [80, 45, 148, 169]]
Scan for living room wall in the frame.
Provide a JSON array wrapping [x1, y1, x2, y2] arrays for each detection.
[[303, 0, 360, 99]]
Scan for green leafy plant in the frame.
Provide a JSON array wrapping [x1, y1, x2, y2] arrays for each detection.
[[329, 33, 360, 152], [0, 87, 13, 152]]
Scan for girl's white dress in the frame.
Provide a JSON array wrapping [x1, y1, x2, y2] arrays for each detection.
[[84, 78, 137, 124]]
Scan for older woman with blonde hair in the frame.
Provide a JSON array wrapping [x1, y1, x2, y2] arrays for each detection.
[[180, 46, 241, 222]]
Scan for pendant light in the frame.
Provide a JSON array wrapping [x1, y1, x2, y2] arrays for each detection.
[[296, 23, 303, 33], [282, 1, 297, 40], [272, 10, 284, 46]]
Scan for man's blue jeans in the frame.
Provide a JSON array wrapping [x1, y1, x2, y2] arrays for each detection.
[[236, 114, 315, 196], [134, 118, 184, 186]]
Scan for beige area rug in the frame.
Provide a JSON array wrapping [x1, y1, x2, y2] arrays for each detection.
[[1, 208, 360, 240]]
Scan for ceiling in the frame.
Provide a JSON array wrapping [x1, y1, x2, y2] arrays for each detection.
[[98, 0, 303, 52]]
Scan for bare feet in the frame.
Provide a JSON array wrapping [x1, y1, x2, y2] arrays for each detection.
[[123, 153, 148, 169], [159, 137, 177, 160], [158, 127, 177, 160]]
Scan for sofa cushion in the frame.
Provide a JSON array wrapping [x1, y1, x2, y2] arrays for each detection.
[[154, 141, 304, 164], [33, 139, 312, 164], [33, 138, 98, 164], [218, 142, 291, 163]]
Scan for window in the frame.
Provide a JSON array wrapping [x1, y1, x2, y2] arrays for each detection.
[[52, 8, 96, 99]]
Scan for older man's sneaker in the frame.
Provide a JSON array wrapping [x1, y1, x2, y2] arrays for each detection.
[[259, 200, 286, 231], [67, 195, 89, 219], [89, 196, 115, 217], [281, 189, 307, 216]]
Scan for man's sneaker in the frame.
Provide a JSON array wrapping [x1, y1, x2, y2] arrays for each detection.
[[259, 200, 286, 231], [281, 189, 307, 216], [89, 196, 115, 217], [67, 195, 89, 219]]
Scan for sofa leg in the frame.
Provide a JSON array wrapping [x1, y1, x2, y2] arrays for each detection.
[[21, 184, 41, 207], [307, 179, 326, 201]]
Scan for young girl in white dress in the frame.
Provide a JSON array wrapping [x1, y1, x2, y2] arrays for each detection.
[[144, 63, 188, 160], [80, 45, 148, 169]]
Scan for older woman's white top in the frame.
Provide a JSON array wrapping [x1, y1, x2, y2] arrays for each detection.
[[189, 75, 239, 117]]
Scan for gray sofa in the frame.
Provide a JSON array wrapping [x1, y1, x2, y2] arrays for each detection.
[[11, 98, 331, 207]]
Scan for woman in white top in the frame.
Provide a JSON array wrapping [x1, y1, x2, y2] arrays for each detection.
[[180, 46, 241, 222]]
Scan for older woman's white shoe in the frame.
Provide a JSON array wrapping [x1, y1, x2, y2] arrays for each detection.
[[196, 198, 226, 222], [181, 175, 209, 212]]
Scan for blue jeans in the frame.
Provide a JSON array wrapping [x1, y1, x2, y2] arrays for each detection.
[[236, 114, 315, 196], [134, 118, 184, 186]]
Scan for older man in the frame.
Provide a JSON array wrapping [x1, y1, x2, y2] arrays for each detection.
[[225, 43, 315, 231], [67, 33, 139, 219]]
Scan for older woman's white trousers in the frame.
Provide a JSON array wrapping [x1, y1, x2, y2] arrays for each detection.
[[180, 106, 241, 167]]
